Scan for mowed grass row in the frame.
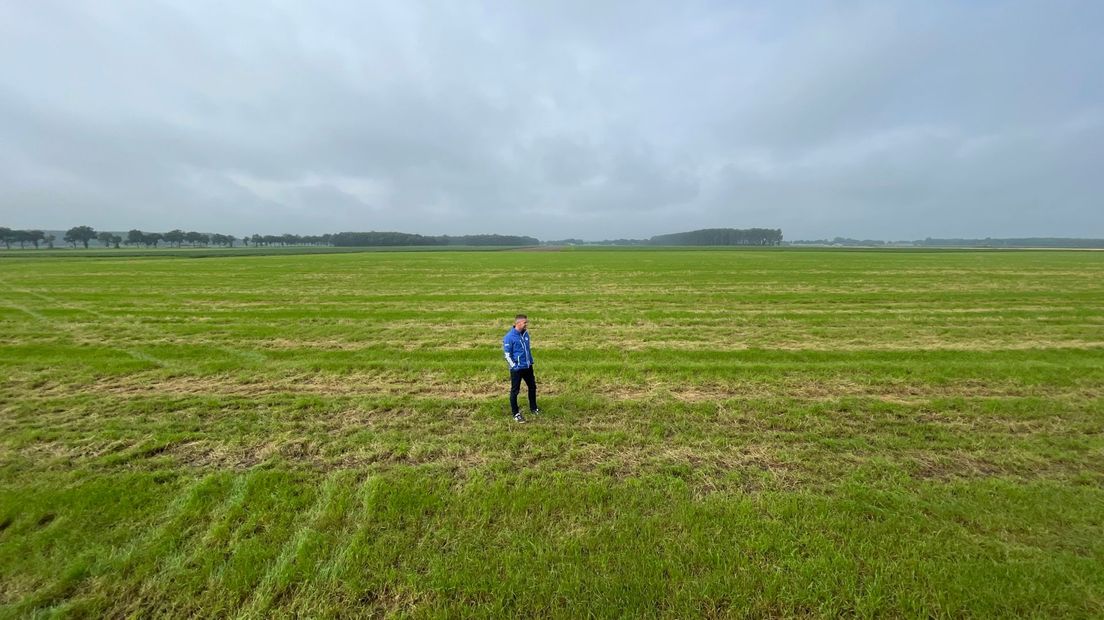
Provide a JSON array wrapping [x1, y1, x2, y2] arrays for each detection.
[[1, 248, 1103, 617]]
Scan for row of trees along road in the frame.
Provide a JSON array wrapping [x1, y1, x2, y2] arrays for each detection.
[[2, 228, 532, 249], [0, 227, 52, 249], [250, 234, 334, 246], [1, 226, 342, 249], [0, 226, 249, 249], [128, 229, 241, 248], [0, 227, 109, 249]]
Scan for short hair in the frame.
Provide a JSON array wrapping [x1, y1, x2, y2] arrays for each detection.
[[514, 314, 527, 322]]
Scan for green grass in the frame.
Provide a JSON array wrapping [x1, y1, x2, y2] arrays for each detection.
[[1, 248, 1102, 617]]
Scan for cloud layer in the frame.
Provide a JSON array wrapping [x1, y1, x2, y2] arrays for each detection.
[[2, 1, 1102, 239]]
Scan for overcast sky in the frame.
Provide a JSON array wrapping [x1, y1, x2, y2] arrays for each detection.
[[1, 1, 1102, 240]]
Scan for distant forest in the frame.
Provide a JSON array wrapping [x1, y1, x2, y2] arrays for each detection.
[[547, 228, 784, 246], [5, 225, 1102, 250], [329, 232, 540, 246], [649, 228, 783, 246]]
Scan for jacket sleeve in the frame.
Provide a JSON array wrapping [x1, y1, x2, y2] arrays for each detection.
[[502, 336, 515, 367]]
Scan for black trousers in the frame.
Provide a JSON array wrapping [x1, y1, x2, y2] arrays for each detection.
[[509, 367, 538, 414]]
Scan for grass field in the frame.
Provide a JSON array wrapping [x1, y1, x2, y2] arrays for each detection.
[[1, 248, 1102, 617]]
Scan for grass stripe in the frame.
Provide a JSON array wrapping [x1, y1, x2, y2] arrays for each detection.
[[235, 470, 359, 618]]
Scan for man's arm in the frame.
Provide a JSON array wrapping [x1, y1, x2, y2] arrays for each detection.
[[503, 337, 516, 367]]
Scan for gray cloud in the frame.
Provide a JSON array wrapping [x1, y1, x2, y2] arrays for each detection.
[[1, 1, 1101, 239]]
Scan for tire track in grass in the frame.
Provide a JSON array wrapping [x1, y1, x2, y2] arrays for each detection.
[[195, 471, 319, 616], [27, 285, 270, 367], [87, 470, 321, 616], [250, 472, 386, 616], [0, 277, 266, 369], [322, 475, 436, 615], [0, 277, 173, 369], [130, 472, 254, 614], [3, 551, 99, 617], [235, 470, 358, 617], [37, 473, 235, 616], [109, 474, 235, 593], [0, 298, 50, 323], [1, 475, 229, 616], [298, 474, 381, 614], [318, 475, 385, 608]]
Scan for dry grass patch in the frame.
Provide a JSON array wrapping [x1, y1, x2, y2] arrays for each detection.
[[167, 438, 492, 472], [906, 450, 1022, 480], [84, 371, 512, 399], [610, 376, 1097, 403], [43, 369, 1101, 405]]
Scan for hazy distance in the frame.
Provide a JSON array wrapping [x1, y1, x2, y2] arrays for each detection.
[[1, 1, 1102, 240]]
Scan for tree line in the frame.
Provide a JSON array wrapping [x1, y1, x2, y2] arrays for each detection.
[[0, 227, 343, 249], [329, 232, 540, 246], [1, 226, 540, 249], [549, 228, 784, 246], [0, 226, 237, 249], [648, 228, 783, 246], [3, 225, 785, 249], [124, 229, 244, 248], [0, 227, 52, 249], [249, 234, 333, 246]]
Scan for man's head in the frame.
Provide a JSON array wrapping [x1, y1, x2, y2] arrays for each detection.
[[514, 314, 528, 332]]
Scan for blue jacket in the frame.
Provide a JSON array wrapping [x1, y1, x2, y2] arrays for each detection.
[[503, 328, 533, 371]]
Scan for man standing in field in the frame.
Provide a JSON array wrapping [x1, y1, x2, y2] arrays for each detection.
[[503, 314, 540, 423]]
